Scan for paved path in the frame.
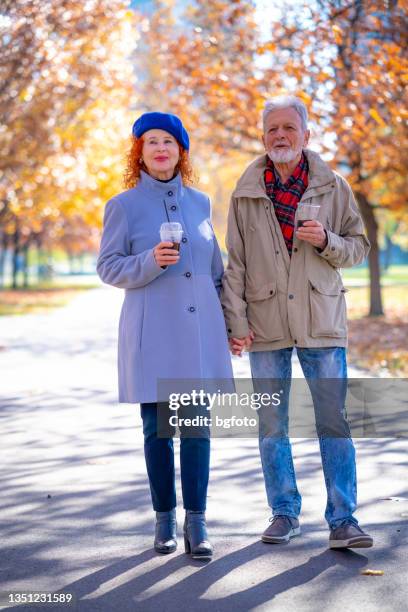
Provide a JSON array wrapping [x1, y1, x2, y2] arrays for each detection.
[[0, 286, 407, 611]]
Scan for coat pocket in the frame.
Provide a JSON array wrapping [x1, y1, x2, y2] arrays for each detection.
[[122, 289, 145, 354], [245, 281, 284, 342], [309, 279, 347, 338]]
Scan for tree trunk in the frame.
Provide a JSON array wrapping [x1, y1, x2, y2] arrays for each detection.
[[0, 230, 7, 288], [383, 234, 393, 271], [356, 193, 384, 316], [35, 235, 42, 281], [22, 242, 29, 288], [68, 251, 74, 274], [11, 228, 21, 290]]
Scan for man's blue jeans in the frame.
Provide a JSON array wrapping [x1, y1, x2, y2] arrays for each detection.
[[249, 347, 358, 529]]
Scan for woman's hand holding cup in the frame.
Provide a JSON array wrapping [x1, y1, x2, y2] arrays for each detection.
[[155, 222, 183, 268], [154, 242, 180, 268]]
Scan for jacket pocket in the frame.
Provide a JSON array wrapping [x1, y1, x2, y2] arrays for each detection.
[[245, 281, 284, 342], [309, 279, 347, 338]]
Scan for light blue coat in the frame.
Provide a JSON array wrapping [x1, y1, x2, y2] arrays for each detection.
[[97, 170, 233, 403]]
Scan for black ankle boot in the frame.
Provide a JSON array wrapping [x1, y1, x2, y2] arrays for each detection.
[[154, 509, 177, 554], [183, 510, 213, 559]]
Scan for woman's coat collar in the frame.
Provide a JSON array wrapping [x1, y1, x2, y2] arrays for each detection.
[[139, 170, 184, 197]]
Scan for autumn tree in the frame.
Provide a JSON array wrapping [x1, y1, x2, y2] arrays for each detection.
[[0, 0, 137, 287], [263, 0, 407, 315], [135, 0, 270, 242], [140, 0, 407, 316], [140, 0, 267, 153]]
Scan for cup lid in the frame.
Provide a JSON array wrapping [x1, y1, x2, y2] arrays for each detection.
[[160, 222, 182, 231]]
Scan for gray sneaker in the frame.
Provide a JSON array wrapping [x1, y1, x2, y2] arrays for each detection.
[[329, 523, 373, 549], [262, 515, 301, 544]]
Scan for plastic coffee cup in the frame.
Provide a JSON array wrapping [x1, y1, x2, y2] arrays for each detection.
[[160, 222, 183, 252], [296, 204, 320, 229]]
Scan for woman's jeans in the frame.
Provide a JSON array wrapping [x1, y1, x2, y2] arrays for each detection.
[[140, 402, 210, 512], [249, 347, 358, 530]]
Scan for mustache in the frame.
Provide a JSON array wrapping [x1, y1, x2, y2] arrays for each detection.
[[267, 146, 301, 162]]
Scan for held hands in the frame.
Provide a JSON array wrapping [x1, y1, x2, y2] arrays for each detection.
[[153, 241, 180, 268], [295, 220, 327, 250], [229, 330, 255, 357]]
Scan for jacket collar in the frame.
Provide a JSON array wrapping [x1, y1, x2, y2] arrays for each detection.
[[138, 170, 184, 197], [233, 149, 336, 199]]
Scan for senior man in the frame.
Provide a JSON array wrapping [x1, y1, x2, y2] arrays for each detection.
[[221, 95, 373, 549]]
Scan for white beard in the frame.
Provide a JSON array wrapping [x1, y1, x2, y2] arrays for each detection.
[[267, 147, 302, 164]]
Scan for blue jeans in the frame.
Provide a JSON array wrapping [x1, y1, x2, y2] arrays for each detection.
[[249, 347, 358, 529], [140, 402, 210, 512]]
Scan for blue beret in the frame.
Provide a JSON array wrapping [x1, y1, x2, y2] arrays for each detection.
[[132, 112, 190, 151]]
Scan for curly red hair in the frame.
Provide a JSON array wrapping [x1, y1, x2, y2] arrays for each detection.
[[124, 136, 196, 188]]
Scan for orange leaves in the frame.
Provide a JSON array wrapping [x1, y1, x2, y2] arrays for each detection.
[[314, 70, 331, 83], [331, 24, 343, 45], [296, 91, 312, 105], [368, 109, 387, 127], [0, 0, 137, 252], [257, 41, 276, 55], [2, 0, 406, 261]]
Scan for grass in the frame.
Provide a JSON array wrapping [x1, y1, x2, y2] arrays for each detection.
[[342, 265, 408, 285], [0, 283, 99, 316], [345, 285, 408, 319]]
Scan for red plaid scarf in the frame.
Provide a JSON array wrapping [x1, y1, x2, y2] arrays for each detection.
[[264, 152, 309, 255]]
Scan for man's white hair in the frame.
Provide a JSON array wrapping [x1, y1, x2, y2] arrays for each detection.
[[262, 95, 308, 131]]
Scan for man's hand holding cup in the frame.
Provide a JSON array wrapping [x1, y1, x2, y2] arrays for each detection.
[[295, 204, 327, 249]]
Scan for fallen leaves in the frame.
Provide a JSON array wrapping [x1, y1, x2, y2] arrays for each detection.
[[348, 314, 408, 376]]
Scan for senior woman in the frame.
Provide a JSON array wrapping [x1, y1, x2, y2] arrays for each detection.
[[96, 112, 233, 559]]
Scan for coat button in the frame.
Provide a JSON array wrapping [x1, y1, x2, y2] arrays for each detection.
[[182, 237, 187, 243], [188, 306, 196, 313], [227, 328, 232, 333], [167, 190, 173, 196], [276, 250, 279, 255], [170, 205, 177, 211], [289, 294, 294, 299], [293, 247, 298, 252], [294, 339, 298, 344], [185, 272, 191, 278]]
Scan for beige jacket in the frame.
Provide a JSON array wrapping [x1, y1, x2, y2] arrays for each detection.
[[221, 149, 370, 350]]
